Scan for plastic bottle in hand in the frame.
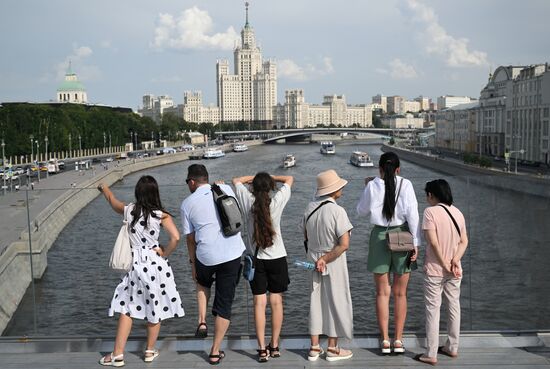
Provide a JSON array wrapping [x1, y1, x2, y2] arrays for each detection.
[[294, 260, 315, 270]]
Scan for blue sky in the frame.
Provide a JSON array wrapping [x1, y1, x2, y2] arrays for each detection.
[[1, 0, 549, 110]]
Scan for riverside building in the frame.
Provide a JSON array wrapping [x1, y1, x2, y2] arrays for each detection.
[[434, 63, 550, 164], [273, 90, 372, 128], [216, 3, 277, 126]]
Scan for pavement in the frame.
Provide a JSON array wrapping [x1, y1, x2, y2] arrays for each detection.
[[0, 163, 115, 256]]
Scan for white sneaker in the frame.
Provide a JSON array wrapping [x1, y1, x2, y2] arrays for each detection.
[[326, 347, 353, 362], [308, 346, 324, 361]]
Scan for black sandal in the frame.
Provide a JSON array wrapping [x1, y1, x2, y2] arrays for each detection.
[[257, 348, 269, 363], [195, 322, 208, 338], [266, 343, 280, 358], [208, 350, 225, 365]]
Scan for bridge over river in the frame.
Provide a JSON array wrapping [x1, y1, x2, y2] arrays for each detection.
[[215, 127, 434, 143]]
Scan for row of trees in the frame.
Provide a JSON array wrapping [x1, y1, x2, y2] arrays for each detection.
[[0, 104, 223, 157]]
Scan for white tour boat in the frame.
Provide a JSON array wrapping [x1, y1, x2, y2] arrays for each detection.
[[320, 141, 336, 155], [203, 148, 225, 159], [233, 143, 248, 152], [283, 154, 296, 168], [349, 151, 374, 167]]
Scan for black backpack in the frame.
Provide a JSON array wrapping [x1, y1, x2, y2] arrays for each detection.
[[211, 183, 243, 237]]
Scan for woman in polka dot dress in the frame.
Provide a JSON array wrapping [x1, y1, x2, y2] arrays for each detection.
[[98, 176, 185, 367]]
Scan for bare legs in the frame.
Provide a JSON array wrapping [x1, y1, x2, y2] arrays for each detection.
[[373, 272, 410, 343], [211, 316, 230, 356], [254, 293, 284, 349], [103, 314, 161, 363], [196, 284, 210, 326], [113, 313, 133, 356]]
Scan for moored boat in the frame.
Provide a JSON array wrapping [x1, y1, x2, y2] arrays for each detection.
[[233, 143, 248, 152], [203, 148, 225, 159], [283, 154, 296, 168], [320, 141, 336, 155], [350, 151, 374, 167]]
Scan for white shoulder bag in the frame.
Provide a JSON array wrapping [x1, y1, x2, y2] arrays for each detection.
[[109, 205, 132, 272]]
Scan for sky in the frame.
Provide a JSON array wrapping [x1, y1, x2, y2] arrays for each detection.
[[1, 0, 549, 110]]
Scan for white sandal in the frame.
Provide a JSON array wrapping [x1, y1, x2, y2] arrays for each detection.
[[143, 349, 159, 363], [393, 339, 405, 354], [99, 353, 125, 367], [380, 340, 391, 355]]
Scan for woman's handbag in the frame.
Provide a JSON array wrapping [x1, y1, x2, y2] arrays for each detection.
[[109, 207, 132, 273], [385, 179, 415, 252]]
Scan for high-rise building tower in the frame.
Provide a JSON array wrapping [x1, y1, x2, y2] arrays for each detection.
[[216, 3, 277, 124]]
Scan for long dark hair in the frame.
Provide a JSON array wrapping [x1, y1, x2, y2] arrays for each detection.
[[130, 175, 168, 229], [251, 172, 276, 249], [379, 152, 401, 221]]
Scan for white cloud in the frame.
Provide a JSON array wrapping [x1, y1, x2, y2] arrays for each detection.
[[403, 0, 488, 67], [151, 7, 239, 51], [278, 57, 335, 81], [389, 58, 418, 79]]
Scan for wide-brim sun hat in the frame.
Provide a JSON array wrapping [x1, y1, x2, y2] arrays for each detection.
[[316, 169, 348, 197]]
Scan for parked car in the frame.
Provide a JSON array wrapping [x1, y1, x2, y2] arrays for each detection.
[[105, 157, 113, 162]]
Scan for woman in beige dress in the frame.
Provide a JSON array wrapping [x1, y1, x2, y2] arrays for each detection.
[[303, 169, 354, 362]]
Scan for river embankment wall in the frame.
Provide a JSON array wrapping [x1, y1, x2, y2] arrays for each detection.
[[383, 145, 550, 198], [0, 141, 261, 334]]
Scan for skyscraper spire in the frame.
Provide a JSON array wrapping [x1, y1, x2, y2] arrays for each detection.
[[245, 2, 249, 27]]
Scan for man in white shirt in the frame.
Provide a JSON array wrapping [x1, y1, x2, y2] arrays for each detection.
[[180, 164, 245, 365]]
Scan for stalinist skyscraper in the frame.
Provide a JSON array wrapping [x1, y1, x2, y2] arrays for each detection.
[[216, 3, 277, 125]]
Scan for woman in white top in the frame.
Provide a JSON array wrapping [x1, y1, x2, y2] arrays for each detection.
[[233, 173, 293, 363], [356, 151, 421, 355]]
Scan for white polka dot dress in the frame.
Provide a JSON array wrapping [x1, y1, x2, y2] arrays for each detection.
[[109, 204, 185, 323]]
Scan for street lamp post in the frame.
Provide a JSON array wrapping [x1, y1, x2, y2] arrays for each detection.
[[103, 131, 106, 153], [35, 140, 40, 183], [78, 134, 82, 152], [30, 135, 34, 164], [509, 149, 526, 174], [68, 133, 72, 157], [44, 136, 49, 179], [2, 139, 6, 195]]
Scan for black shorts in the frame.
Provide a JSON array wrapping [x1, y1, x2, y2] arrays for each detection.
[[250, 256, 290, 295], [195, 256, 241, 320]]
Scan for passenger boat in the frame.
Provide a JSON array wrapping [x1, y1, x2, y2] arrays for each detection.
[[203, 148, 225, 159], [233, 143, 248, 152], [320, 141, 336, 155], [283, 154, 296, 168], [349, 151, 374, 167]]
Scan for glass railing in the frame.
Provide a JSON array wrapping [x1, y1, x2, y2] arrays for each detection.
[[2, 166, 549, 338]]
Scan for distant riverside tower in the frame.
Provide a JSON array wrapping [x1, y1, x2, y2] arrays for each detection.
[[216, 2, 277, 125], [56, 62, 87, 103]]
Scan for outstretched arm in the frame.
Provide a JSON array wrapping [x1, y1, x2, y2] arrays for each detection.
[[97, 183, 125, 214], [271, 175, 294, 187]]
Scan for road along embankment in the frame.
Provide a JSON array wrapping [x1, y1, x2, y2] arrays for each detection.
[[383, 145, 550, 198], [0, 141, 261, 334]]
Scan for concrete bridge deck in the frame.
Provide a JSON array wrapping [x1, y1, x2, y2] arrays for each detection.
[[2, 332, 550, 368]]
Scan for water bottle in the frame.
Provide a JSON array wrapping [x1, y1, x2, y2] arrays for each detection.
[[294, 260, 315, 270]]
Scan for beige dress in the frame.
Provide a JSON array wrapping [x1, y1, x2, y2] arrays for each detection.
[[303, 197, 354, 339]]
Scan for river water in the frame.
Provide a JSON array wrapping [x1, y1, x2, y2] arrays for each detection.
[[5, 142, 550, 336]]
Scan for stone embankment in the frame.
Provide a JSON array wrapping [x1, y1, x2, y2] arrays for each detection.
[[0, 141, 261, 334], [383, 145, 550, 198]]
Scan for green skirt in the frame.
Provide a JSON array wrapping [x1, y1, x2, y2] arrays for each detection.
[[367, 224, 418, 275]]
